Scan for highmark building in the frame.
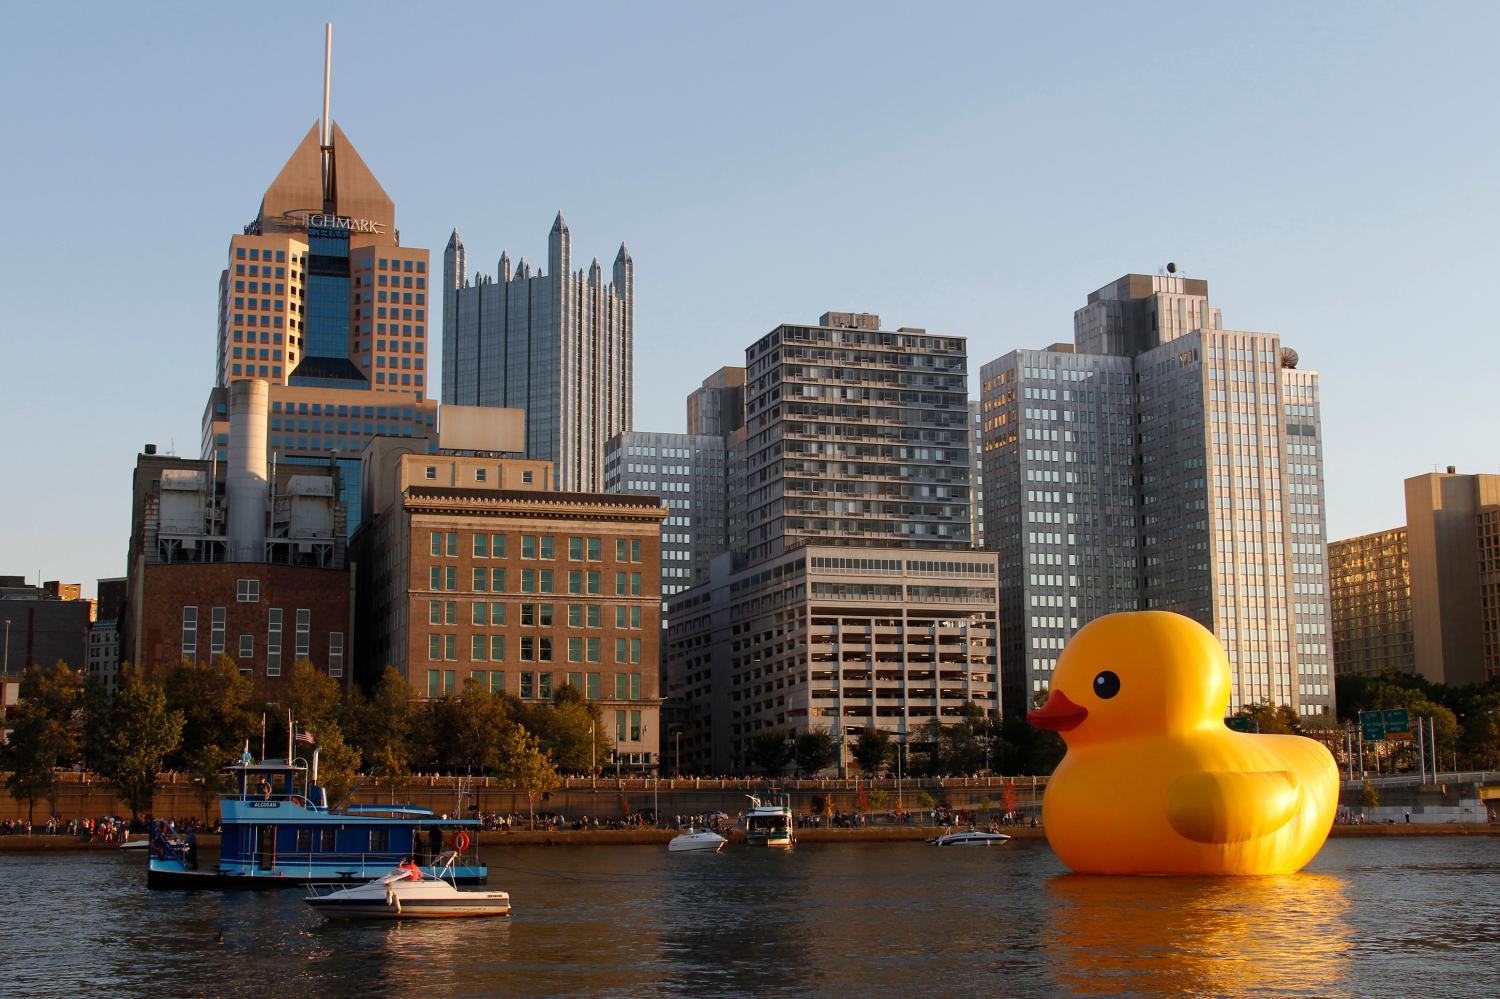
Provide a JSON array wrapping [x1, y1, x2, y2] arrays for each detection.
[[980, 273, 1334, 718], [199, 117, 438, 530]]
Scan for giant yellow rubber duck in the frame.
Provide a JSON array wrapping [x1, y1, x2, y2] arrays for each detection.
[[1028, 611, 1338, 875]]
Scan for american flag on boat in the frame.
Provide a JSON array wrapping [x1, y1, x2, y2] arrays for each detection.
[[295, 725, 316, 746]]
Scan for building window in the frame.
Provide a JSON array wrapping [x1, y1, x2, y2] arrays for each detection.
[[429, 635, 443, 661], [328, 633, 343, 678], [587, 637, 600, 663], [445, 634, 457, 661], [569, 538, 584, 561], [472, 636, 487, 662], [239, 634, 254, 660], [487, 670, 505, 694], [615, 672, 628, 699], [473, 534, 489, 558], [490, 636, 505, 662], [568, 637, 583, 663], [210, 607, 226, 656], [491, 534, 507, 558], [236, 579, 260, 602], [538, 672, 553, 699], [295, 609, 311, 659], [473, 568, 488, 592], [427, 670, 441, 697], [586, 673, 601, 699], [267, 609, 283, 676], [631, 710, 642, 742], [520, 671, 534, 698], [630, 672, 642, 699], [181, 606, 198, 659], [615, 710, 626, 742]]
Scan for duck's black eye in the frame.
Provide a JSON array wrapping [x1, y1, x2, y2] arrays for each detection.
[[1093, 671, 1120, 699]]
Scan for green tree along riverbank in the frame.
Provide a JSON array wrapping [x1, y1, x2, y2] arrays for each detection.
[[1, 658, 606, 826]]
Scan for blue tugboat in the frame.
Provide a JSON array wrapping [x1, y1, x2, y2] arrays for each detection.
[[147, 750, 486, 890]]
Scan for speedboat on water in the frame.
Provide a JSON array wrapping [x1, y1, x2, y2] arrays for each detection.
[[929, 829, 1012, 847], [305, 852, 510, 919], [668, 829, 727, 853]]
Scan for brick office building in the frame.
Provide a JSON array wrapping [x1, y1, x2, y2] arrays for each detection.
[[354, 440, 669, 768]]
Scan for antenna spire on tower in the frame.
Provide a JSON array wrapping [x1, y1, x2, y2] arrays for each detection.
[[321, 23, 334, 212]]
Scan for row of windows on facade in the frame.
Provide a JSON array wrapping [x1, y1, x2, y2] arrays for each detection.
[[428, 532, 643, 564], [229, 364, 425, 388], [181, 605, 340, 677], [428, 600, 644, 630], [425, 665, 642, 705], [428, 633, 642, 665]]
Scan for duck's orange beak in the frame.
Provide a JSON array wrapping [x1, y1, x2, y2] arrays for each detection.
[[1028, 690, 1088, 732]]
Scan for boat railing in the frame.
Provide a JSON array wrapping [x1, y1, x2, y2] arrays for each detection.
[[235, 850, 479, 878], [229, 792, 320, 808]]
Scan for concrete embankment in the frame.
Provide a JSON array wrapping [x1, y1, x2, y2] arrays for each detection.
[[2, 823, 1494, 853]]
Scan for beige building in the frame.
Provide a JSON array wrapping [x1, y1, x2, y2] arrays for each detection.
[[353, 440, 669, 769], [1328, 528, 1414, 676], [665, 546, 1000, 774], [1328, 469, 1500, 686], [1404, 470, 1500, 685]]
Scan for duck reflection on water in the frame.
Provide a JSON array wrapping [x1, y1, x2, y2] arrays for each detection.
[[1045, 872, 1354, 997]]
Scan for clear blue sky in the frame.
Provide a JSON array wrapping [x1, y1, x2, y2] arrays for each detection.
[[3, 2, 1497, 597]]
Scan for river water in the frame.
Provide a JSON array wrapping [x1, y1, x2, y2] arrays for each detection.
[[3, 836, 1497, 997]]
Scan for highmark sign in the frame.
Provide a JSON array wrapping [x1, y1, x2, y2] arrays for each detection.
[[305, 213, 384, 233]]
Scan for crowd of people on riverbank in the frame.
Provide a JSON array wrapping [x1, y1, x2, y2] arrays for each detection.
[[0, 814, 220, 840]]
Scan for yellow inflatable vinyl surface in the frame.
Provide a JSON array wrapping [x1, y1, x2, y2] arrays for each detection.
[[1027, 611, 1338, 875]]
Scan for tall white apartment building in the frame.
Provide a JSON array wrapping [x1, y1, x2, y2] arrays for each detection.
[[981, 274, 1333, 718]]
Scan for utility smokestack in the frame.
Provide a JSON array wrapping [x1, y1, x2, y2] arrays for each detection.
[[227, 380, 270, 562]]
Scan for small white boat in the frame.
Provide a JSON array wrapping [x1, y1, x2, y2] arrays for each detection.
[[930, 829, 1012, 847], [119, 838, 150, 851], [304, 852, 510, 919], [668, 829, 727, 853]]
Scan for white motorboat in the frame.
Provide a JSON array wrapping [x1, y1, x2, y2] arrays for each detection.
[[668, 829, 727, 853], [304, 852, 510, 919], [930, 829, 1012, 847]]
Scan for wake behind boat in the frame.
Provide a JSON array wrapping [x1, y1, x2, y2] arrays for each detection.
[[304, 851, 510, 919]]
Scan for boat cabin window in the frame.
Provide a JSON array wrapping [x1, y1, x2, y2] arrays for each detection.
[[369, 829, 390, 853], [296, 828, 313, 852], [321, 828, 337, 852]]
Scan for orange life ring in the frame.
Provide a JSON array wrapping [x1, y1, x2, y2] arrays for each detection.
[[454, 830, 471, 851]]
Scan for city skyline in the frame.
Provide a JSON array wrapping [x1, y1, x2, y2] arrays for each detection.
[[5, 5, 1499, 593]]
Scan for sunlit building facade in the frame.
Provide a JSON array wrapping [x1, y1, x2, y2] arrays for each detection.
[[1328, 528, 1414, 676]]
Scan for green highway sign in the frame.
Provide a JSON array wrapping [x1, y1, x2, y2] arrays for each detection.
[[1382, 707, 1413, 739], [1359, 710, 1386, 741]]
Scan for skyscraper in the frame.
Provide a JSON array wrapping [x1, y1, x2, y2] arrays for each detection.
[[980, 273, 1334, 718], [199, 108, 438, 529], [744, 312, 972, 562], [442, 216, 633, 492]]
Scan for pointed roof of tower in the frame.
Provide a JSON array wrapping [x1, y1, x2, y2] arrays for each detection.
[[552, 210, 568, 234], [447, 228, 463, 249], [258, 122, 324, 224], [256, 120, 396, 234], [328, 121, 395, 232], [615, 242, 631, 263]]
